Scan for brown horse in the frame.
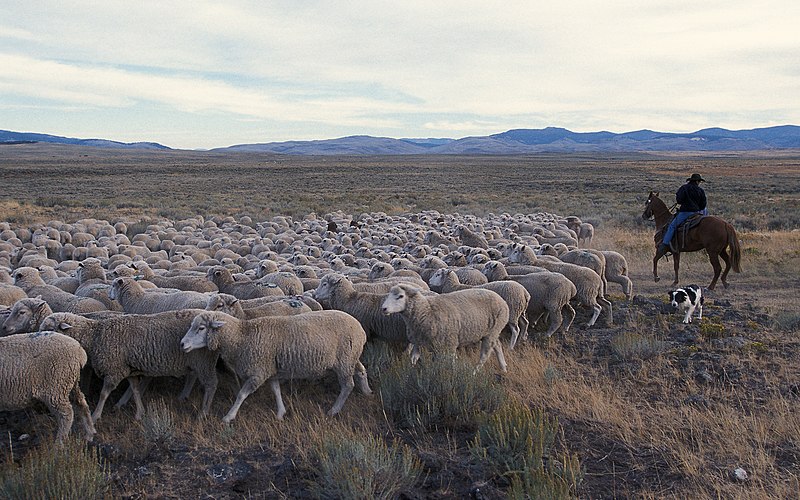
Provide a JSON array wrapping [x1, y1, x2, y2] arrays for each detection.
[[642, 191, 741, 290]]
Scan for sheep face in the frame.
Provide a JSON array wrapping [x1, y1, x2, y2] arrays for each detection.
[[313, 275, 341, 301], [427, 268, 449, 288], [38, 314, 72, 333], [182, 314, 224, 352], [2, 299, 47, 335], [381, 285, 413, 315]]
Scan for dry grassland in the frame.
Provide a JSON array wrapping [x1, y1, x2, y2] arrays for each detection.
[[1, 144, 799, 498]]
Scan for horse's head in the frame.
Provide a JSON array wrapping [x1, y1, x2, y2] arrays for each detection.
[[642, 191, 660, 220]]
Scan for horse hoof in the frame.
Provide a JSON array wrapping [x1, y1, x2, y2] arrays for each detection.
[[654, 276, 660, 283]]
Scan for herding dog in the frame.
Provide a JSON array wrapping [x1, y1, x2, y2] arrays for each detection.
[[669, 284, 704, 324]]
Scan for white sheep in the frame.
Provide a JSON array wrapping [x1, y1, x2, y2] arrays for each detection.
[[381, 284, 509, 372], [132, 261, 219, 293], [481, 261, 576, 339], [314, 274, 411, 346], [1, 296, 54, 335], [428, 267, 531, 349], [108, 276, 210, 314], [13, 266, 107, 314], [0, 331, 96, 442], [180, 310, 372, 422], [206, 265, 284, 299], [598, 250, 633, 301], [509, 245, 612, 327], [205, 293, 311, 319], [39, 309, 219, 422], [0, 282, 26, 307]]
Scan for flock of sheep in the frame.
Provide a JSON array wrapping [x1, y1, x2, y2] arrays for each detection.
[[0, 210, 632, 442]]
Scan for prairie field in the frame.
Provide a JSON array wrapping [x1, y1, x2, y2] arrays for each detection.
[[1, 144, 799, 499]]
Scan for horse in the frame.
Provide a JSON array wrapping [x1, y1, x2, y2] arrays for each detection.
[[641, 191, 741, 290]]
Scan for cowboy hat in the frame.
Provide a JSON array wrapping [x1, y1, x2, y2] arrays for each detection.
[[686, 173, 706, 182]]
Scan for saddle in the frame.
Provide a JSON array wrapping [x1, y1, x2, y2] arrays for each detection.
[[670, 214, 705, 252]]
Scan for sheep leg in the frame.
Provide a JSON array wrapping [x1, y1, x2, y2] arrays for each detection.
[[586, 302, 602, 327], [93, 377, 122, 423], [354, 361, 372, 395], [561, 304, 576, 332], [72, 379, 96, 441], [199, 376, 218, 417], [475, 337, 495, 373], [46, 398, 74, 443], [409, 343, 421, 365], [518, 312, 530, 343], [544, 306, 564, 338], [493, 341, 508, 373], [328, 371, 355, 417], [508, 322, 521, 350], [600, 296, 613, 326], [127, 376, 146, 421], [223, 376, 263, 423], [115, 376, 152, 408], [178, 373, 198, 400]]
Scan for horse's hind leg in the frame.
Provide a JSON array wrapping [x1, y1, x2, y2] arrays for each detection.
[[707, 252, 723, 290], [672, 253, 681, 287], [719, 248, 732, 288]]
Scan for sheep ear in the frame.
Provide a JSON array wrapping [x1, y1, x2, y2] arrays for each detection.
[[211, 320, 226, 329], [206, 329, 220, 351], [59, 322, 72, 330], [36, 301, 48, 313], [230, 298, 239, 306]]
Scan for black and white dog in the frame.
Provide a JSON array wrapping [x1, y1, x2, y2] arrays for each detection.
[[669, 284, 704, 323]]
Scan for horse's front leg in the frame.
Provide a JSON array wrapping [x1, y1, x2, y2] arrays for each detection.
[[653, 245, 667, 282], [672, 252, 681, 287]]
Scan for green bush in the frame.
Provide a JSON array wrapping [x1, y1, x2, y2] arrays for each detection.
[[470, 399, 582, 498], [0, 439, 109, 499], [379, 356, 506, 431], [312, 433, 422, 499]]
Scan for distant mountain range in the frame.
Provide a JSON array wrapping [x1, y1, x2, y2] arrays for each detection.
[[3, 125, 800, 154], [0, 130, 169, 150]]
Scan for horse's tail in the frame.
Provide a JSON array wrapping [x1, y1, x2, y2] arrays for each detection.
[[727, 223, 742, 273]]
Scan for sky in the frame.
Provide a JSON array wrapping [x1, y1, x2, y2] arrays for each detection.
[[1, 1, 799, 150]]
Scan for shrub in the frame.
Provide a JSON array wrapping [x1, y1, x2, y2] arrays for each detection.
[[610, 331, 669, 361], [379, 356, 506, 431], [0, 439, 109, 499], [312, 432, 422, 499], [698, 321, 726, 339], [470, 399, 582, 498], [140, 398, 176, 446]]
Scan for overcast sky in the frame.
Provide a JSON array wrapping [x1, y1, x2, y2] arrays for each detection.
[[1, 1, 798, 149]]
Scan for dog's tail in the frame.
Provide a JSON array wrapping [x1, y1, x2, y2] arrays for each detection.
[[727, 223, 742, 274]]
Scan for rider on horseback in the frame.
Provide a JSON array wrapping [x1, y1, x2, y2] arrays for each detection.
[[658, 173, 707, 254]]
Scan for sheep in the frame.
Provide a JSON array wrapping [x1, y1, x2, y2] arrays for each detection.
[[13, 267, 107, 314], [0, 282, 26, 307], [557, 249, 608, 297], [206, 265, 284, 299], [0, 331, 96, 442], [39, 309, 219, 422], [565, 217, 594, 247], [132, 261, 218, 293], [256, 271, 304, 295], [428, 268, 531, 349], [508, 245, 612, 327], [314, 274, 410, 346], [74, 258, 122, 311], [381, 284, 509, 372], [599, 250, 633, 301], [453, 225, 489, 249], [481, 261, 576, 339], [1, 297, 54, 335], [180, 310, 371, 422], [206, 293, 312, 319], [108, 276, 210, 314]]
